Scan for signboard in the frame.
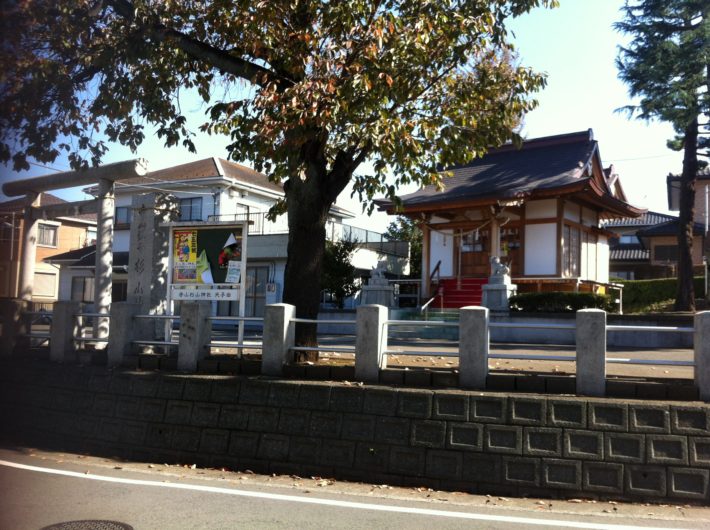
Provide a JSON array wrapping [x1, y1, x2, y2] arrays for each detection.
[[171, 286, 240, 301], [167, 221, 249, 347], [171, 225, 244, 285]]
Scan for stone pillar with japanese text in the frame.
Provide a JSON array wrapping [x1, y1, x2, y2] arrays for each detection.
[[127, 193, 179, 338]]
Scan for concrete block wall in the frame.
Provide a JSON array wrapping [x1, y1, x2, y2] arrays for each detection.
[[1, 361, 709, 503]]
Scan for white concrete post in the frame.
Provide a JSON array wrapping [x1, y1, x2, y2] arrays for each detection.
[[576, 309, 607, 396], [94, 178, 114, 343], [107, 302, 141, 367], [177, 301, 211, 372], [694, 311, 710, 401], [355, 304, 388, 383], [459, 306, 489, 389], [262, 303, 296, 376], [490, 216, 501, 265], [50, 300, 82, 363], [18, 193, 40, 301], [0, 299, 29, 356]]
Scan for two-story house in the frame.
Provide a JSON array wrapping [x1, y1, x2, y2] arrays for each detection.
[[45, 157, 407, 315], [0, 193, 96, 308]]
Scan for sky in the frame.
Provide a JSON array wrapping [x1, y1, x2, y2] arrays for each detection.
[[0, 0, 685, 232]]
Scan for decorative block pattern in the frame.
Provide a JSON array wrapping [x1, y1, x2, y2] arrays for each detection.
[[462, 454, 501, 484], [605, 433, 645, 463], [470, 396, 507, 424], [689, 437, 710, 467], [670, 406, 710, 435], [484, 425, 522, 455], [411, 420, 447, 448], [588, 402, 628, 432], [583, 462, 623, 494], [548, 400, 587, 428], [667, 467, 709, 500], [432, 392, 469, 421], [397, 389, 433, 419], [542, 458, 581, 490], [625, 465, 667, 497], [502, 457, 539, 486], [564, 430, 604, 461], [509, 398, 546, 426], [448, 423, 482, 451], [523, 428, 561, 457], [646, 435, 688, 465], [7, 364, 710, 504], [629, 404, 670, 434], [363, 388, 398, 416]]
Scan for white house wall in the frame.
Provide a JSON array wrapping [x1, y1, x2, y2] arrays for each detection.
[[524, 224, 557, 275], [525, 199, 557, 219], [597, 236, 609, 283], [430, 230, 454, 277]]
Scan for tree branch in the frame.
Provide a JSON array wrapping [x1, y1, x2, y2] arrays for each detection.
[[107, 0, 294, 88]]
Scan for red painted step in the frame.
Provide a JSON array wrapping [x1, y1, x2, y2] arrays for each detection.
[[430, 278, 489, 309]]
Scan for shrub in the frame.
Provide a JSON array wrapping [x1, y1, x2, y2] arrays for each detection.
[[509, 291, 615, 313], [615, 277, 705, 313]]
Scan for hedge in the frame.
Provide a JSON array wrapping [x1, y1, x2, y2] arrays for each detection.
[[508, 291, 615, 313], [615, 277, 705, 312]]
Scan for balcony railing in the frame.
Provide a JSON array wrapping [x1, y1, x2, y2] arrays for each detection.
[[208, 212, 408, 257]]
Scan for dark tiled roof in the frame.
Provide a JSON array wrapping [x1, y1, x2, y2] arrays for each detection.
[[44, 244, 129, 269], [0, 192, 97, 223], [636, 220, 705, 237], [390, 130, 597, 208], [603, 211, 676, 228], [43, 245, 97, 263], [610, 246, 649, 261]]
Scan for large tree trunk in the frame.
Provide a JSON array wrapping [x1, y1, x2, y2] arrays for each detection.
[[282, 170, 332, 360], [674, 117, 699, 312]]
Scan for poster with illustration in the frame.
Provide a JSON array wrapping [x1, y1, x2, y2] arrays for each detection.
[[173, 230, 197, 282], [172, 225, 245, 285]]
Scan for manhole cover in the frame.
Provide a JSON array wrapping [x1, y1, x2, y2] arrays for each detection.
[[40, 521, 133, 530]]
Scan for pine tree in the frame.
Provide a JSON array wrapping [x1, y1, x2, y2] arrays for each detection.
[[615, 0, 710, 311]]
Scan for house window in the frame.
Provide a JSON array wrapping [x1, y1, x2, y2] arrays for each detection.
[[71, 276, 94, 303], [179, 198, 203, 221], [86, 226, 97, 246], [112, 280, 128, 302], [654, 245, 678, 262], [562, 225, 580, 277], [33, 272, 57, 298], [37, 223, 58, 247], [115, 206, 132, 226], [619, 234, 638, 245]]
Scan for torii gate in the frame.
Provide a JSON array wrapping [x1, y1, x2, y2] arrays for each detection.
[[2, 159, 148, 340]]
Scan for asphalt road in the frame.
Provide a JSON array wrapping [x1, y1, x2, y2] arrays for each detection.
[[1, 447, 707, 530]]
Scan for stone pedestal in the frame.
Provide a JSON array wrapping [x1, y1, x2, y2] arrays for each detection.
[[482, 282, 516, 312], [360, 285, 395, 306]]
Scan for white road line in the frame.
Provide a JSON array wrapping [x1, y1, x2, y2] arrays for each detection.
[[0, 459, 689, 530]]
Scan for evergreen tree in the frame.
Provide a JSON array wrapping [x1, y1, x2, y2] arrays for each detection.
[[385, 216, 422, 278], [615, 0, 710, 311], [322, 239, 360, 309]]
